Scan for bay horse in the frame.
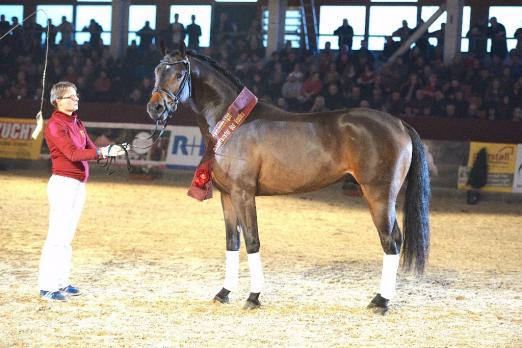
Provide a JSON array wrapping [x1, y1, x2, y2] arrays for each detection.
[[147, 43, 430, 315]]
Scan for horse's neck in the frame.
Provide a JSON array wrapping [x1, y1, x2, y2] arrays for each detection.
[[188, 59, 240, 136]]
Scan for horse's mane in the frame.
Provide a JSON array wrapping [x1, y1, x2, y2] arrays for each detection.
[[167, 49, 244, 90]]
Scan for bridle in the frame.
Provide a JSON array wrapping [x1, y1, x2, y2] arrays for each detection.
[[151, 56, 192, 123], [100, 56, 193, 175]]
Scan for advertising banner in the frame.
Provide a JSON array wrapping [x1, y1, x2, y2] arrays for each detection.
[[458, 142, 517, 192], [166, 126, 205, 169], [512, 144, 522, 193], [0, 117, 44, 160]]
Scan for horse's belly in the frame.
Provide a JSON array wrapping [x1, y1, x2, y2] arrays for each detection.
[[256, 158, 346, 195]]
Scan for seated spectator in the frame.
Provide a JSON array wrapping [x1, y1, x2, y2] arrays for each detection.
[[370, 88, 385, 109], [276, 97, 289, 111], [512, 107, 522, 122], [309, 95, 329, 113], [410, 90, 429, 116], [360, 99, 371, 108], [496, 95, 513, 120], [92, 70, 112, 102], [127, 88, 143, 104], [323, 83, 344, 110], [380, 36, 400, 61], [281, 72, 304, 111], [400, 74, 421, 103], [431, 91, 446, 117], [444, 104, 457, 118], [383, 91, 404, 115], [345, 85, 362, 108], [302, 72, 323, 102]]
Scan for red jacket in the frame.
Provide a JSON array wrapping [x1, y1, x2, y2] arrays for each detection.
[[44, 110, 99, 182]]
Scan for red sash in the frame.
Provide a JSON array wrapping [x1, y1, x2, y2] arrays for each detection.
[[188, 87, 258, 201]]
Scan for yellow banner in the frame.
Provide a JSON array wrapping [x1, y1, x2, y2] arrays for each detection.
[[0, 117, 44, 160], [458, 142, 517, 192]]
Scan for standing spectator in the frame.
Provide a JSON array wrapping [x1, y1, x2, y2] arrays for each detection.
[[213, 12, 234, 44], [136, 21, 155, 49], [23, 18, 44, 52], [186, 15, 202, 51], [83, 19, 103, 47], [45, 19, 57, 48], [488, 17, 508, 60], [10, 17, 24, 53], [515, 26, 522, 56], [413, 19, 429, 56], [467, 18, 488, 59], [392, 20, 413, 43], [0, 15, 10, 38], [171, 13, 185, 50], [57, 16, 74, 48], [333, 19, 354, 51], [429, 23, 445, 49]]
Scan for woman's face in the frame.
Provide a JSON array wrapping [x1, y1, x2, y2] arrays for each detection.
[[56, 86, 79, 115]]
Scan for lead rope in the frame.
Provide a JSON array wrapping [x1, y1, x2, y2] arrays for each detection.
[[0, 9, 51, 140]]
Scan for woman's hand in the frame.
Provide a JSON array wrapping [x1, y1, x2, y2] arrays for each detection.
[[100, 143, 130, 158]]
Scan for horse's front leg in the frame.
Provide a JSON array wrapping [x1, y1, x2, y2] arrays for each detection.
[[231, 189, 264, 310], [213, 192, 241, 304]]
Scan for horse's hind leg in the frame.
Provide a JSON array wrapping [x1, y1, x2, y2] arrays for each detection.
[[359, 183, 403, 315], [213, 192, 241, 304]]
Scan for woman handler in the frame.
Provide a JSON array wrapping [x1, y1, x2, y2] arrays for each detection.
[[38, 81, 128, 301]]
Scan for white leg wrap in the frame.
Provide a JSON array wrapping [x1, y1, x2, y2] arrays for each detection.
[[379, 253, 400, 300], [223, 250, 240, 291], [247, 252, 264, 293]]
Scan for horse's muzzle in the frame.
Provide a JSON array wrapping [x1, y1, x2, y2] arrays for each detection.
[[146, 99, 165, 121]]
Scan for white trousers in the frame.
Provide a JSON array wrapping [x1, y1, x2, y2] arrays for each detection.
[[38, 175, 86, 292]]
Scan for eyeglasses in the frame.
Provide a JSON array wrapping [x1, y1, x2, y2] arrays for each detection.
[[58, 94, 80, 101]]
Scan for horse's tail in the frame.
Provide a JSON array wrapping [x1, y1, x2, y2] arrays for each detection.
[[402, 122, 431, 274]]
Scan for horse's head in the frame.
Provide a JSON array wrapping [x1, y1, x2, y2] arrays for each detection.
[[147, 41, 191, 123]]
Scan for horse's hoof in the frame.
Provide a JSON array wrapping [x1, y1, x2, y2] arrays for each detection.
[[367, 293, 389, 315], [213, 288, 230, 304], [243, 292, 261, 310]]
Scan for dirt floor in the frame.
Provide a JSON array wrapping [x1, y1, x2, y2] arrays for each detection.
[[0, 167, 521, 347]]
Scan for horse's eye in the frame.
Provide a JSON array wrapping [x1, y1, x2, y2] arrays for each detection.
[[176, 72, 183, 79]]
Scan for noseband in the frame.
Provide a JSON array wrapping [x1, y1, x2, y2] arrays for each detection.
[[152, 57, 192, 121]]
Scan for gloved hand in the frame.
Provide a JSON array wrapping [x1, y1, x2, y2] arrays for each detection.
[[100, 143, 130, 158]]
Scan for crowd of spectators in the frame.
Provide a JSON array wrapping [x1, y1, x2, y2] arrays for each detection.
[[0, 13, 521, 122]]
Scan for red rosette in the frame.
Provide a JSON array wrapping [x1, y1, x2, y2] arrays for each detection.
[[194, 168, 211, 188]]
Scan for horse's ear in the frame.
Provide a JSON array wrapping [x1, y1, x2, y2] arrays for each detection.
[[180, 41, 187, 58], [159, 40, 167, 56]]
